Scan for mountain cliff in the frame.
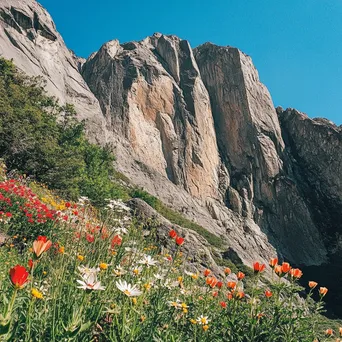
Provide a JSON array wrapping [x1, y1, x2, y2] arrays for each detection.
[[1, 0, 341, 291]]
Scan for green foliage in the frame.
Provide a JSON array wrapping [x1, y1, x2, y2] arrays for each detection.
[[0, 58, 128, 205], [130, 187, 223, 248]]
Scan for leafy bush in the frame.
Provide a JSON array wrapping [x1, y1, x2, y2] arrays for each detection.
[[131, 188, 223, 248], [0, 58, 128, 205]]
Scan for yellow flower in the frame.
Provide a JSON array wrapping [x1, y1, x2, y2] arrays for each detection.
[[177, 276, 183, 283], [190, 319, 197, 324], [9, 244, 14, 248], [132, 298, 137, 305], [43, 271, 47, 275], [143, 283, 151, 290], [29, 247, 33, 253], [31, 288, 43, 299], [58, 246, 65, 254], [140, 315, 146, 322], [99, 263, 108, 270], [77, 255, 84, 261], [181, 303, 188, 309], [202, 325, 209, 331]]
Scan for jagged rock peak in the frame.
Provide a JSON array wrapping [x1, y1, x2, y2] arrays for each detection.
[[0, 0, 108, 144]]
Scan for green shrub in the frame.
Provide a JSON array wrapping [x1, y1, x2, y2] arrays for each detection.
[[0, 58, 128, 205]]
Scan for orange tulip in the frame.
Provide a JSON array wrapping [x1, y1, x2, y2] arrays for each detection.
[[289, 268, 303, 279], [274, 265, 282, 276], [253, 262, 266, 274], [308, 281, 318, 289], [325, 329, 333, 336], [236, 291, 245, 299], [269, 258, 278, 268], [227, 292, 233, 300], [206, 276, 218, 288], [227, 281, 237, 289], [203, 269, 211, 277], [224, 267, 231, 275], [281, 262, 291, 274], [33, 236, 52, 258], [319, 287, 328, 297], [237, 271, 245, 280]]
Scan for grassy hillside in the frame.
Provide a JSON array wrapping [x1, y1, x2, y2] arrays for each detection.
[[0, 171, 337, 341]]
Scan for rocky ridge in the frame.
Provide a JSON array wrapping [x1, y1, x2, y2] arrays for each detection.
[[1, 0, 341, 279]]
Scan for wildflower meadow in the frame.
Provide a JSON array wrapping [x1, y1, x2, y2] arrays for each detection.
[[0, 175, 340, 341]]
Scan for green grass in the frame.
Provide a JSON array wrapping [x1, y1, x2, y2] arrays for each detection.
[[130, 188, 223, 248]]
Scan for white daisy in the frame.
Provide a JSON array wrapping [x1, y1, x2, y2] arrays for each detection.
[[116, 280, 142, 297], [78, 265, 100, 277], [138, 255, 158, 267], [168, 299, 181, 308], [132, 265, 143, 276], [113, 266, 127, 277], [77, 273, 105, 291], [114, 227, 128, 235], [196, 315, 210, 325]]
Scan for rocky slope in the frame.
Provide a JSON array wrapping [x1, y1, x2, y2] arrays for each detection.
[[1, 0, 341, 281]]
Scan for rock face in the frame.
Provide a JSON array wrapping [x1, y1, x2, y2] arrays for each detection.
[[278, 108, 342, 243], [0, 0, 107, 144], [82, 34, 220, 199], [1, 1, 341, 277], [82, 35, 329, 266]]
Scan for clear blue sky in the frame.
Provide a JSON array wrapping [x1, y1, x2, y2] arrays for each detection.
[[39, 0, 342, 125]]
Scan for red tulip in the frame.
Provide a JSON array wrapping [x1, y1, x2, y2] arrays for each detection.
[[85, 233, 95, 243], [111, 235, 122, 248], [9, 265, 29, 289], [169, 230, 177, 239], [220, 301, 227, 308], [265, 290, 272, 298], [217, 281, 223, 289], [175, 236, 184, 246]]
